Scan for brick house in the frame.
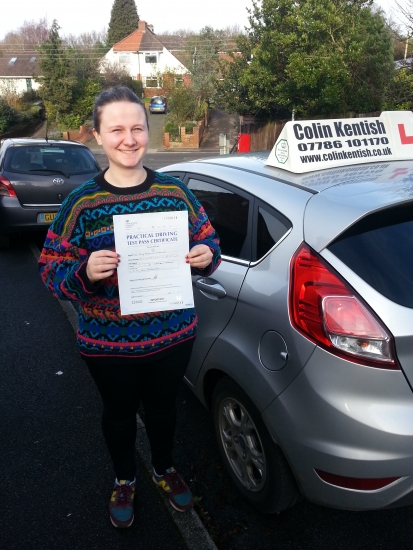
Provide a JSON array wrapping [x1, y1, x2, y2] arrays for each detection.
[[102, 20, 190, 96], [0, 51, 41, 96]]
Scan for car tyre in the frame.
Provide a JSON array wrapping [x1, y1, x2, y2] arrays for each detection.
[[0, 234, 10, 249], [212, 377, 301, 513]]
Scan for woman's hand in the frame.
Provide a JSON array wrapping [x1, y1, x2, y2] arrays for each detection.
[[86, 250, 119, 283], [186, 244, 213, 270]]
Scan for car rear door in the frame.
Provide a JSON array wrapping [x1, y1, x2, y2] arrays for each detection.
[[183, 174, 253, 385]]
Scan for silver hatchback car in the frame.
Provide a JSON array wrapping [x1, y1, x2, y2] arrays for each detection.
[[161, 153, 413, 513]]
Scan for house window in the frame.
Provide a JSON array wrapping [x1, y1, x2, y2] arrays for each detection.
[[174, 77, 184, 88], [145, 78, 159, 88], [26, 78, 32, 91], [9, 57, 17, 65], [145, 54, 157, 64], [119, 53, 130, 64]]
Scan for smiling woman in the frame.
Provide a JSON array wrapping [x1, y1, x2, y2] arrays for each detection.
[[38, 86, 221, 529]]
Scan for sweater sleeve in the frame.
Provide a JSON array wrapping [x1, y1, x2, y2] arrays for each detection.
[[38, 200, 98, 301], [187, 190, 221, 277]]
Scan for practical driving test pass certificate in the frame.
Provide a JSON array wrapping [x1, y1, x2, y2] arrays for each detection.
[[113, 211, 194, 315]]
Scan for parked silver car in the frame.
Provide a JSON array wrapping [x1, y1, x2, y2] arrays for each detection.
[[0, 138, 100, 248], [161, 153, 413, 513]]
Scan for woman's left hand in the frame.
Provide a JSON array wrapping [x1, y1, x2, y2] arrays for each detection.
[[186, 244, 213, 269]]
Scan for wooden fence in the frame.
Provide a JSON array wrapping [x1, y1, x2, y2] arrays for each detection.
[[249, 112, 382, 151]]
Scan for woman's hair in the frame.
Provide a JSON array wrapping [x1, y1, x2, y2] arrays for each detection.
[[93, 86, 149, 132]]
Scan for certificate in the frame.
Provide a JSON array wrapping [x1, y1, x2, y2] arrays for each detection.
[[113, 211, 194, 315]]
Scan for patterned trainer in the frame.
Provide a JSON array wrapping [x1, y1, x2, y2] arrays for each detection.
[[109, 479, 136, 528], [152, 467, 194, 512]]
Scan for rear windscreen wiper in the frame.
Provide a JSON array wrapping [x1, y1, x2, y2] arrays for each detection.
[[29, 168, 70, 178]]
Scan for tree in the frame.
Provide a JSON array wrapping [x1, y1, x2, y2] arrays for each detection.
[[216, 34, 265, 116], [107, 0, 139, 48], [384, 68, 413, 110], [183, 27, 226, 103], [218, 0, 394, 118], [101, 60, 143, 96], [0, 18, 49, 51], [36, 21, 75, 123], [64, 30, 109, 81]]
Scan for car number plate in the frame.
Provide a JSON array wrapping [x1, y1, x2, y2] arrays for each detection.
[[37, 212, 57, 223]]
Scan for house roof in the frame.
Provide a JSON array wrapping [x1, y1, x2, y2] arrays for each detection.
[[114, 20, 185, 53], [0, 51, 41, 78], [169, 50, 190, 67]]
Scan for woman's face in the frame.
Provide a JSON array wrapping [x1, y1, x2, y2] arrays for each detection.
[[93, 101, 149, 171]]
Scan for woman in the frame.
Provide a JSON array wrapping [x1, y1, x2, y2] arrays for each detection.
[[39, 86, 221, 528]]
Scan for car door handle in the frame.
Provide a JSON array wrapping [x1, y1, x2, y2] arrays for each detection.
[[195, 278, 227, 298]]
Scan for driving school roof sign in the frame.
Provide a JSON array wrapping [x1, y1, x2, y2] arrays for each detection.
[[266, 111, 413, 173]]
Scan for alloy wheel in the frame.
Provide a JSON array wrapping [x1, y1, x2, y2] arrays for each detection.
[[218, 396, 266, 492]]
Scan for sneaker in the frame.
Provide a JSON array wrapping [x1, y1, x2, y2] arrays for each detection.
[[152, 467, 193, 512], [109, 479, 135, 528]]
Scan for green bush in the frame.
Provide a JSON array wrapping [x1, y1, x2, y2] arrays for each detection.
[[184, 121, 196, 134], [167, 87, 198, 126], [20, 89, 41, 103], [128, 79, 143, 98], [59, 113, 83, 130], [383, 68, 413, 111], [0, 99, 18, 134], [164, 119, 180, 141]]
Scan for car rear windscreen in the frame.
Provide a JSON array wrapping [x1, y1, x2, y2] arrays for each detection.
[[328, 203, 413, 308], [4, 145, 98, 175]]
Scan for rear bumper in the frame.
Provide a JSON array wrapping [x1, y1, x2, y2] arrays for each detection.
[[263, 346, 413, 510], [0, 196, 58, 234]]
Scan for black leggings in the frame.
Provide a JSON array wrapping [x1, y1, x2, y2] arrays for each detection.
[[86, 344, 193, 480]]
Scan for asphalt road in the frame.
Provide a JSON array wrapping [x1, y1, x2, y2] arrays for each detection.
[[0, 237, 190, 550], [4, 157, 413, 548]]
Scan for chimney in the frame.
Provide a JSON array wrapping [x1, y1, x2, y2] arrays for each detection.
[[138, 20, 147, 32], [147, 24, 154, 33]]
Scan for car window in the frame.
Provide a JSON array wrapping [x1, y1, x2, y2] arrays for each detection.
[[4, 145, 98, 175], [255, 206, 292, 261], [328, 203, 413, 308], [188, 178, 250, 260]]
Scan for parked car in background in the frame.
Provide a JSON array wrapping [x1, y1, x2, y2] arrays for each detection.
[[160, 150, 413, 514], [0, 138, 100, 248], [149, 96, 167, 114]]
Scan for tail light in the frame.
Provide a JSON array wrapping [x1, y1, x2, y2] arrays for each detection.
[[0, 175, 17, 197], [290, 244, 398, 369]]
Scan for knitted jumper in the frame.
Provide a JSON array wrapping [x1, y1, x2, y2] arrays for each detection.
[[38, 168, 221, 363]]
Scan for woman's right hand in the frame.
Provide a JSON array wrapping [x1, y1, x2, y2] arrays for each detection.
[[86, 250, 119, 283]]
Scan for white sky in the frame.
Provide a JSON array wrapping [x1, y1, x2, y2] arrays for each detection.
[[0, 0, 401, 41], [0, 0, 252, 40]]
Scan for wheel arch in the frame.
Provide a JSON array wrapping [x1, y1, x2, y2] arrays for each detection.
[[203, 368, 227, 410]]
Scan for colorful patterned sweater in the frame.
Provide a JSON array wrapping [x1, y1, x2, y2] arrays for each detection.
[[38, 168, 221, 364]]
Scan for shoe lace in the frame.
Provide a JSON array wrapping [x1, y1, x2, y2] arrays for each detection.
[[163, 471, 187, 495], [115, 483, 133, 506]]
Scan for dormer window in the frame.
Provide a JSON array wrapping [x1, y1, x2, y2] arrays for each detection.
[[9, 57, 17, 65]]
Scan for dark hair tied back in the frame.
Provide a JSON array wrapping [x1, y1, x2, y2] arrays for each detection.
[[93, 86, 149, 132]]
